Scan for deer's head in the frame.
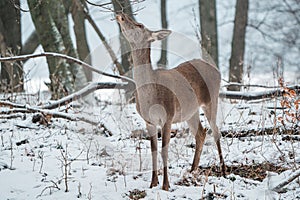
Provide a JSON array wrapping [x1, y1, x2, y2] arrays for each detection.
[[116, 13, 171, 49]]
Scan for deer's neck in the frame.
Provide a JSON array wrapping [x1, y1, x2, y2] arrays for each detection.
[[131, 48, 155, 85]]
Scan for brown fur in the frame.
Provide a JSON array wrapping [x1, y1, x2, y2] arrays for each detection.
[[116, 13, 226, 191]]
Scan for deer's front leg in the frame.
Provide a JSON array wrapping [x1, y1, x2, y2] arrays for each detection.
[[161, 122, 171, 191], [147, 124, 158, 188]]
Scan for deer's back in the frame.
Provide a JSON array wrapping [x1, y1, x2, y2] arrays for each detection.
[[172, 59, 221, 106], [135, 59, 221, 125]]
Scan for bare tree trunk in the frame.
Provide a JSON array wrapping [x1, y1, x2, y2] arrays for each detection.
[[199, 0, 218, 67], [0, 0, 23, 92], [228, 0, 249, 91], [70, 0, 92, 81], [28, 0, 74, 99], [49, 0, 88, 90], [157, 0, 168, 69], [21, 31, 39, 55], [112, 0, 134, 75]]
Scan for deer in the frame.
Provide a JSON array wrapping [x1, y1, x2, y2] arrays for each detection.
[[116, 13, 226, 191]]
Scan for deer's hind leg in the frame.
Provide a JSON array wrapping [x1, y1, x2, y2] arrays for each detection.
[[147, 124, 159, 188], [202, 101, 226, 176], [161, 120, 172, 191], [187, 111, 206, 171]]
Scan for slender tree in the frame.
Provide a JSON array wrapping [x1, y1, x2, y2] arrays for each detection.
[[157, 0, 168, 69], [0, 0, 23, 92], [228, 0, 249, 91], [70, 0, 92, 81], [199, 0, 218, 67], [49, 0, 88, 89], [21, 31, 39, 55]]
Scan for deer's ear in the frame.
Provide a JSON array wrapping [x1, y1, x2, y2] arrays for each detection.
[[148, 30, 172, 42]]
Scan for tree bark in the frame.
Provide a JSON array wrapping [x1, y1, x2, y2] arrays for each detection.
[[70, 0, 92, 81], [49, 0, 88, 90], [228, 0, 249, 91], [199, 0, 218, 67], [157, 0, 168, 69], [21, 31, 39, 55], [0, 0, 23, 92], [28, 0, 73, 98]]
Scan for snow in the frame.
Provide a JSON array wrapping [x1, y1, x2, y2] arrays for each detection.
[[1, 98, 300, 199], [1, 0, 299, 199]]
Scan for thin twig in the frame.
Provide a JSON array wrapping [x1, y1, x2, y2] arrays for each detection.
[[36, 180, 61, 198], [85, 0, 112, 7]]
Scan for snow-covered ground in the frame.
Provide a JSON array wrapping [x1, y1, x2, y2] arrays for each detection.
[[0, 96, 300, 199]]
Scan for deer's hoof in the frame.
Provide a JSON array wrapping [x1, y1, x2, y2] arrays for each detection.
[[162, 184, 169, 191], [190, 165, 199, 172], [150, 180, 158, 188], [221, 165, 227, 177], [162, 181, 170, 191]]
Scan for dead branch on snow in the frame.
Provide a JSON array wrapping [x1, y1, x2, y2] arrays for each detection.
[[41, 81, 128, 109], [219, 85, 300, 100], [271, 169, 300, 193]]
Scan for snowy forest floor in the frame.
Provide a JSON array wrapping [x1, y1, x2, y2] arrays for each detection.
[[0, 92, 300, 200]]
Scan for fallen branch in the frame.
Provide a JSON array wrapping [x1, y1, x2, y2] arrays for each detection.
[[0, 108, 29, 115], [40, 81, 128, 109], [221, 127, 299, 138], [219, 85, 300, 100], [46, 107, 112, 135], [0, 99, 112, 135], [271, 169, 300, 193], [0, 100, 27, 109], [133, 126, 298, 140], [29, 107, 112, 136], [0, 113, 25, 119], [0, 82, 128, 110], [0, 101, 97, 126], [222, 82, 281, 89], [0, 81, 125, 134]]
